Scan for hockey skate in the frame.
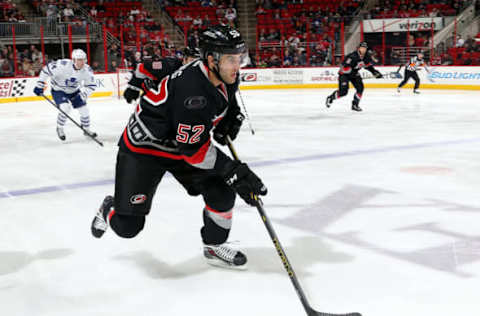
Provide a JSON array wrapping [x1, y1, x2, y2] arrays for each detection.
[[325, 94, 333, 108], [56, 127, 66, 141], [83, 128, 97, 138], [91, 195, 114, 238], [397, 87, 401, 93], [351, 102, 362, 112], [203, 243, 247, 270], [413, 89, 420, 94]]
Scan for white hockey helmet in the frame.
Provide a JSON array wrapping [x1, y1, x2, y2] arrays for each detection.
[[71, 49, 87, 60]]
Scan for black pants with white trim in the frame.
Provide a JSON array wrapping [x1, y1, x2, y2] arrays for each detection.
[[329, 74, 364, 106], [108, 148, 236, 244], [398, 69, 420, 90]]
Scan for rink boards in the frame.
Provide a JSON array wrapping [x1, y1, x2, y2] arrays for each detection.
[[0, 66, 479, 103]]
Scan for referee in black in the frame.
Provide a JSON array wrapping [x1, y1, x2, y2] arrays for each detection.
[[397, 52, 430, 94]]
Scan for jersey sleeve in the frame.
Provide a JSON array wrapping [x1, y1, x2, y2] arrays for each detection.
[[38, 61, 57, 83], [364, 54, 380, 74], [134, 57, 183, 81], [339, 53, 354, 74], [82, 66, 96, 96]]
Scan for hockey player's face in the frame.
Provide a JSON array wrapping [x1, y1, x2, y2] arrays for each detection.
[[358, 47, 367, 56], [73, 58, 85, 70], [183, 56, 196, 64], [218, 54, 242, 84]]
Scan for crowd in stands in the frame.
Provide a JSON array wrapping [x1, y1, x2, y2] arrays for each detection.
[[436, 34, 480, 65], [32, 0, 85, 23], [31, 1, 167, 47], [365, 0, 468, 19], [0, 44, 46, 77], [255, 0, 362, 67], [1, 0, 26, 22], [170, 0, 238, 29]]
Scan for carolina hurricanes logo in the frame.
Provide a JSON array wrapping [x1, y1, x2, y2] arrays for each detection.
[[130, 194, 147, 204], [241, 73, 257, 82]]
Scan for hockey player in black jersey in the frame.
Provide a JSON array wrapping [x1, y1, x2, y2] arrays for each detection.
[[325, 42, 383, 112], [396, 52, 430, 94], [91, 25, 267, 269]]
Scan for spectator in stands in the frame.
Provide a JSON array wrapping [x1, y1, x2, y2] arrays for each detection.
[[30, 45, 42, 63], [46, 4, 58, 22], [90, 6, 97, 18], [283, 50, 293, 66], [21, 58, 35, 76], [267, 28, 280, 41], [97, 0, 106, 12], [225, 5, 237, 27], [193, 15, 203, 29], [390, 50, 400, 65], [0, 56, 13, 77], [63, 4, 74, 21], [259, 29, 267, 42], [287, 32, 300, 50], [91, 61, 101, 72], [203, 14, 211, 28], [456, 36, 465, 47], [429, 7, 440, 17], [109, 60, 118, 73], [268, 47, 281, 67], [255, 4, 266, 15], [187, 29, 200, 48]]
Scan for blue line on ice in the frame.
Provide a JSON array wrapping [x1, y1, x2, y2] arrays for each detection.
[[1, 137, 479, 198]]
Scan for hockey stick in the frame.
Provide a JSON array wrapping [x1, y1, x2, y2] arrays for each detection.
[[237, 89, 255, 135], [225, 136, 361, 316], [42, 95, 104, 147]]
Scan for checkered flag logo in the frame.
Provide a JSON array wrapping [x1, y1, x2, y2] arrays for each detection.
[[11, 79, 27, 97]]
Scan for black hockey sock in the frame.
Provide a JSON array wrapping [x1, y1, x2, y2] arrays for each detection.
[[109, 213, 145, 238], [201, 206, 231, 245], [353, 93, 362, 105]]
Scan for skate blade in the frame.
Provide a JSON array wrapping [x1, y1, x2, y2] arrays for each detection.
[[204, 257, 248, 271]]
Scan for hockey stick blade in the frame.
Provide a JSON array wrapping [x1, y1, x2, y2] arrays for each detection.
[[309, 307, 361, 316]]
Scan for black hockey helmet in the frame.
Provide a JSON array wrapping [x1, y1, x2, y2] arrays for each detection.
[[183, 46, 201, 58], [199, 25, 247, 62], [358, 41, 368, 48]]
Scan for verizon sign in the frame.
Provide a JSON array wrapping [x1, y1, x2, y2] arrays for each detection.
[[363, 17, 444, 32]]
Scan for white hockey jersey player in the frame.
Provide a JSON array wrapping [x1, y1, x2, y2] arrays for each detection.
[[38, 59, 96, 95], [34, 49, 97, 141]]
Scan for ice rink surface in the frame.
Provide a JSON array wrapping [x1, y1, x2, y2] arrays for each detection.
[[1, 88, 479, 316]]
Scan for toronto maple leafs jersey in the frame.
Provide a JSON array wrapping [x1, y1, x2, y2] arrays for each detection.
[[38, 59, 96, 96]]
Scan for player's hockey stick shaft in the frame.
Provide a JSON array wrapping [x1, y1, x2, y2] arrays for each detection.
[[42, 95, 103, 147], [237, 89, 255, 135], [225, 136, 361, 316]]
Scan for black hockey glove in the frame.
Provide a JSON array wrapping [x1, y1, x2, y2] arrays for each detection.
[[214, 110, 245, 145], [123, 86, 141, 103], [222, 160, 267, 206], [123, 75, 144, 104]]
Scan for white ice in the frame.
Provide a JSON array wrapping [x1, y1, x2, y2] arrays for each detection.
[[1, 88, 479, 316]]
